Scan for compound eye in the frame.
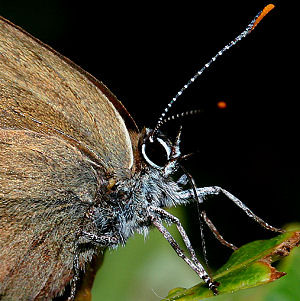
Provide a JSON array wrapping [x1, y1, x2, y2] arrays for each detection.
[[141, 137, 171, 169]]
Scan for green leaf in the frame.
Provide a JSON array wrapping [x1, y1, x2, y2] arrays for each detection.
[[261, 224, 300, 301], [163, 231, 300, 301]]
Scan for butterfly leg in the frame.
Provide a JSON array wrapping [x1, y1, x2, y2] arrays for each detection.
[[67, 231, 118, 300], [80, 231, 118, 245], [200, 210, 238, 250], [148, 205, 219, 295], [191, 186, 284, 233], [68, 251, 80, 301]]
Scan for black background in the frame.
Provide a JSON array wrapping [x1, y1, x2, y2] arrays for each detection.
[[1, 1, 297, 268]]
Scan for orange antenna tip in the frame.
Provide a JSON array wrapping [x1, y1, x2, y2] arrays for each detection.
[[251, 4, 275, 30]]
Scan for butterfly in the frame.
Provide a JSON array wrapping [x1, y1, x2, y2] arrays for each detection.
[[0, 4, 280, 300]]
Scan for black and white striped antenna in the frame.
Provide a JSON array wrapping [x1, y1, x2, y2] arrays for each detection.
[[149, 4, 275, 142]]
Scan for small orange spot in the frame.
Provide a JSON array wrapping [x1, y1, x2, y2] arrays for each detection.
[[251, 4, 275, 30], [217, 101, 227, 109]]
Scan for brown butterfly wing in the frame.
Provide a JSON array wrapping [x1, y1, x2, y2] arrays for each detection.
[[0, 16, 138, 175], [0, 129, 100, 300], [0, 16, 138, 300]]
